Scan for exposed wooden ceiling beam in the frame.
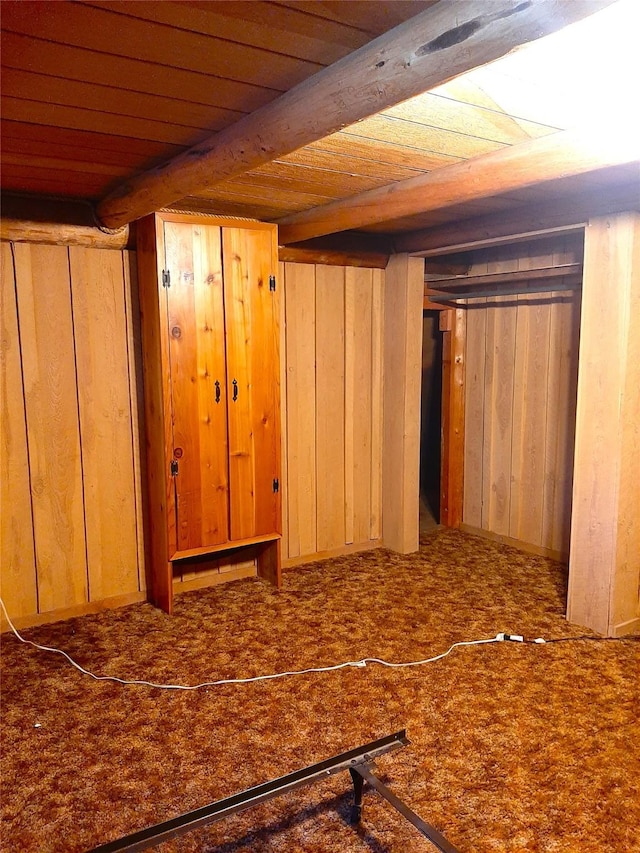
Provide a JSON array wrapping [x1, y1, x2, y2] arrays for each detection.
[[277, 128, 640, 244], [393, 178, 640, 255], [94, 0, 612, 230], [278, 231, 392, 268], [0, 193, 132, 249]]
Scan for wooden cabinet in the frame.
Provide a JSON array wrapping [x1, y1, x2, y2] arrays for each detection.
[[136, 212, 281, 613]]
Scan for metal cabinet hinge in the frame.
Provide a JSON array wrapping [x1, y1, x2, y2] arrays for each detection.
[[162, 269, 171, 287], [272, 478, 279, 493], [170, 460, 179, 476], [269, 275, 276, 292]]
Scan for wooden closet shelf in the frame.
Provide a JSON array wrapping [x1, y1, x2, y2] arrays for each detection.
[[424, 263, 583, 291]]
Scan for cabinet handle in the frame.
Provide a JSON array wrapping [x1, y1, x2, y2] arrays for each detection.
[[215, 380, 221, 404], [232, 378, 238, 401]]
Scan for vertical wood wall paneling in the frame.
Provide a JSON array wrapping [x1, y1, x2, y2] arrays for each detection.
[[69, 246, 139, 601], [315, 264, 346, 552], [1, 242, 37, 617], [541, 237, 581, 556], [462, 238, 582, 555], [463, 294, 487, 529], [122, 251, 147, 592], [370, 269, 384, 540], [14, 243, 88, 611], [345, 267, 374, 544], [568, 212, 640, 636], [382, 254, 423, 554], [481, 282, 517, 537], [508, 245, 553, 545], [284, 262, 317, 558]]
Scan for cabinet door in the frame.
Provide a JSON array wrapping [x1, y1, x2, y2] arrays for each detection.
[[164, 222, 229, 553], [222, 227, 281, 541]]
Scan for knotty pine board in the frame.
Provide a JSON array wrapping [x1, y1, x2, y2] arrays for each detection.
[[164, 221, 229, 554], [223, 226, 280, 542]]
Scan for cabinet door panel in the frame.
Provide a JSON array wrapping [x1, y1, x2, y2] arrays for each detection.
[[164, 222, 229, 552], [223, 227, 280, 540]]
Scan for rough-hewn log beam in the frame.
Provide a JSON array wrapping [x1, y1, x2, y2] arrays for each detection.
[[278, 231, 392, 267], [1, 194, 132, 249], [394, 177, 640, 255], [278, 128, 640, 244], [95, 0, 612, 230]]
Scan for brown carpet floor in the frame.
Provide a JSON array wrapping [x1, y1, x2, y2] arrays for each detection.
[[1, 528, 639, 853]]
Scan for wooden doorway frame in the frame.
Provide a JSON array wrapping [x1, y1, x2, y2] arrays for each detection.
[[422, 290, 466, 529]]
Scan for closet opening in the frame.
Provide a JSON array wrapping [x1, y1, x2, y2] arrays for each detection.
[[419, 309, 443, 534]]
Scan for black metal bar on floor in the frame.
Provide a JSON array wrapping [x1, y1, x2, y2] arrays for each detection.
[[89, 730, 410, 853], [353, 763, 460, 853]]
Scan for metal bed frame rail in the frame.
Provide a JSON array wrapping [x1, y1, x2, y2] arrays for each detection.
[[89, 729, 459, 853]]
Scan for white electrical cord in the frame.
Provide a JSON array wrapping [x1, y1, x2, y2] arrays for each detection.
[[0, 597, 501, 691]]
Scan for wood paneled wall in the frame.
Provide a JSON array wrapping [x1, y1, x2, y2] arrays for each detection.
[[462, 236, 583, 557], [1, 246, 386, 626], [1, 242, 145, 626], [280, 262, 384, 564]]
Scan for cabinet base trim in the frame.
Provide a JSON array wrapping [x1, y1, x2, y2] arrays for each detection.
[[171, 533, 281, 562], [173, 565, 257, 596]]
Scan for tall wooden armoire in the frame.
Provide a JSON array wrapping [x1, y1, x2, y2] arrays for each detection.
[[136, 212, 281, 613]]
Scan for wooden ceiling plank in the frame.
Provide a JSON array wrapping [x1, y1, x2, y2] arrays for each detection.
[[170, 196, 292, 222], [307, 135, 459, 171], [1, 68, 246, 132], [1, 174, 107, 199], [82, 0, 356, 66], [95, 0, 613, 228], [197, 182, 333, 208], [340, 114, 506, 159], [1, 165, 115, 187], [2, 98, 216, 146], [224, 168, 384, 198], [0, 31, 276, 113], [280, 148, 425, 181], [383, 91, 557, 143], [2, 153, 131, 179], [393, 181, 640, 255], [275, 1, 436, 35], [278, 128, 640, 244], [0, 1, 322, 91], [0, 119, 184, 159], [187, 0, 372, 48], [0, 133, 170, 170]]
